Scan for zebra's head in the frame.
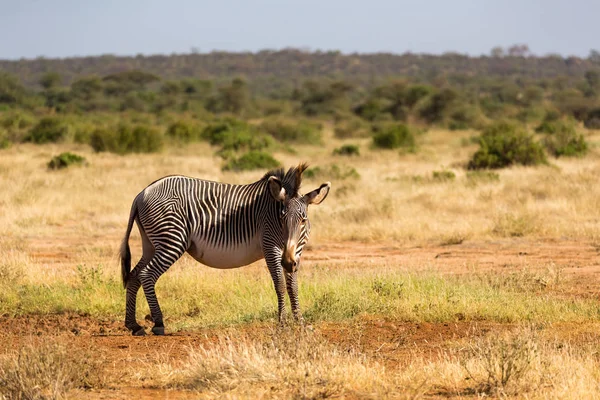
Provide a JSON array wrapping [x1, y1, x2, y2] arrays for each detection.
[[267, 165, 330, 273]]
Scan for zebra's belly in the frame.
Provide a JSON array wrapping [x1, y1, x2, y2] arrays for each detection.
[[187, 239, 264, 269]]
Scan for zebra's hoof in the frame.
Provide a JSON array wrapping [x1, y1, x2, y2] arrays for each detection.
[[152, 326, 165, 336], [132, 327, 146, 336]]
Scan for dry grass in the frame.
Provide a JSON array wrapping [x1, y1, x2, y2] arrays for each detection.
[[176, 326, 392, 398], [1, 128, 600, 263], [0, 337, 103, 399], [2, 127, 600, 398], [126, 324, 600, 399]]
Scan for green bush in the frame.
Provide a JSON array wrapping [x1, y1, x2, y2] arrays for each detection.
[[47, 152, 87, 170], [25, 117, 71, 144], [432, 170, 456, 181], [468, 122, 547, 169], [372, 123, 416, 150], [90, 124, 163, 154], [543, 129, 588, 157], [0, 128, 10, 149], [1, 111, 35, 131], [333, 115, 371, 138], [535, 119, 576, 134], [333, 144, 360, 156], [259, 118, 322, 145], [584, 108, 600, 129], [165, 120, 201, 143], [202, 119, 274, 154], [222, 151, 281, 171]]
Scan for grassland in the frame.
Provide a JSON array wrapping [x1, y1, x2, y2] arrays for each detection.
[[1, 126, 600, 398]]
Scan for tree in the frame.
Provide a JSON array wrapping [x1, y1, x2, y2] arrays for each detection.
[[490, 46, 505, 58], [507, 44, 530, 57], [39, 72, 62, 89], [0, 72, 26, 104]]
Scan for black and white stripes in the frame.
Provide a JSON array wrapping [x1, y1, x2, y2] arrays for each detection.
[[120, 164, 331, 335]]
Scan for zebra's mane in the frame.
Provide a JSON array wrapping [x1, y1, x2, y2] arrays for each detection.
[[261, 162, 309, 198]]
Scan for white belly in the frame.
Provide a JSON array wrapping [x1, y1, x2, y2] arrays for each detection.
[[187, 238, 264, 269]]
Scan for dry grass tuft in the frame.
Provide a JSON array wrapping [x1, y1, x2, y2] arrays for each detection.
[[0, 337, 103, 400], [178, 326, 392, 398]]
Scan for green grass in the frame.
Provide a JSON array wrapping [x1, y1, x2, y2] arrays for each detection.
[[1, 262, 598, 330]]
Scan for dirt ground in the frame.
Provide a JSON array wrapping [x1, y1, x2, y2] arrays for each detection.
[[3, 238, 600, 398]]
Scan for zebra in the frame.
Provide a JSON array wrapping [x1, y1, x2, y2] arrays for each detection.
[[120, 163, 330, 336]]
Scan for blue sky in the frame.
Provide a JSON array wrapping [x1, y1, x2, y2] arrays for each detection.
[[0, 0, 598, 59]]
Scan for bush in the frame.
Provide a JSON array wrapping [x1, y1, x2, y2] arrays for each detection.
[[47, 152, 87, 170], [333, 144, 360, 156], [90, 124, 163, 154], [222, 151, 281, 172], [543, 130, 588, 157], [25, 117, 71, 144], [260, 118, 322, 145], [202, 119, 274, 154], [333, 115, 371, 138], [432, 170, 456, 181], [0, 128, 10, 149], [584, 108, 600, 129], [535, 119, 575, 134], [468, 122, 547, 169], [166, 120, 202, 143], [372, 123, 416, 150]]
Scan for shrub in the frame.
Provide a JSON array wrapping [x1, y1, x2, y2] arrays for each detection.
[[468, 122, 547, 169], [90, 124, 163, 154], [333, 144, 360, 156], [372, 123, 416, 150], [1, 111, 34, 131], [333, 115, 371, 138], [0, 128, 10, 149], [47, 152, 87, 170], [543, 129, 588, 157], [25, 117, 71, 144], [166, 120, 202, 143], [202, 119, 274, 154], [432, 170, 456, 181], [259, 118, 322, 145], [584, 108, 600, 129], [222, 151, 281, 171], [535, 119, 576, 134]]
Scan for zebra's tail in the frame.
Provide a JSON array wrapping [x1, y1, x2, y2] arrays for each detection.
[[120, 198, 138, 289]]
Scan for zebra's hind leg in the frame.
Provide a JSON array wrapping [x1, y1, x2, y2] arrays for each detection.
[[125, 270, 145, 336], [139, 247, 184, 335]]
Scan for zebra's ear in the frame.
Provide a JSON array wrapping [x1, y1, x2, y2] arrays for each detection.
[[268, 176, 286, 202], [304, 182, 331, 205]]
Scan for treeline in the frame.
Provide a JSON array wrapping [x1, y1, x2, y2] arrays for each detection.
[[2, 63, 600, 129], [2, 48, 600, 91], [1, 48, 599, 172]]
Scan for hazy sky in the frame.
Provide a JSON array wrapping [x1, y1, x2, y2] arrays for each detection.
[[0, 0, 598, 59]]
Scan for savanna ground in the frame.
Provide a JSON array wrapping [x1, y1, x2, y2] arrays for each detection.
[[2, 126, 600, 399]]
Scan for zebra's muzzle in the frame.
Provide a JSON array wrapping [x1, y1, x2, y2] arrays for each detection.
[[282, 244, 298, 273]]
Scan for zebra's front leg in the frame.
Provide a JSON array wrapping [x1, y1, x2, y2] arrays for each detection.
[[265, 250, 287, 324], [285, 271, 303, 323]]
